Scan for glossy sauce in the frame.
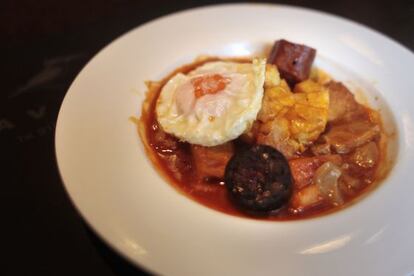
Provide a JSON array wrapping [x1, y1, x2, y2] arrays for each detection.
[[139, 58, 386, 220]]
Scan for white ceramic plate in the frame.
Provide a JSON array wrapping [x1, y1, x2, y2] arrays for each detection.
[[55, 4, 414, 276]]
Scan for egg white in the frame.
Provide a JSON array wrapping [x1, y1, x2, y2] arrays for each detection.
[[156, 58, 266, 146]]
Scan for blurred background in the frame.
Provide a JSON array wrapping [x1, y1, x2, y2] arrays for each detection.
[[2, 0, 413, 275]]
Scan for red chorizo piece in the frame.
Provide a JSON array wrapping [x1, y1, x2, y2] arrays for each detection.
[[191, 142, 234, 179], [268, 39, 316, 86], [288, 155, 342, 190]]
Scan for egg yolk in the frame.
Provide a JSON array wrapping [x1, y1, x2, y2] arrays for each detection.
[[191, 74, 231, 98]]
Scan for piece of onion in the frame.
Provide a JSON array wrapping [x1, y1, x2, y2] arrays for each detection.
[[313, 161, 344, 205], [351, 142, 379, 168]]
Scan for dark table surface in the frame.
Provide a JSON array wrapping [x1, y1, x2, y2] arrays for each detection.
[[2, 0, 413, 275]]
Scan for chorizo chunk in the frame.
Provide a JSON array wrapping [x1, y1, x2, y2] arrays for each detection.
[[191, 142, 234, 179], [268, 39, 316, 86], [288, 155, 342, 190]]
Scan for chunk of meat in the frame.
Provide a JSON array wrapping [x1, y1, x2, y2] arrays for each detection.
[[191, 142, 234, 179], [322, 121, 380, 154], [291, 184, 323, 211], [291, 161, 345, 211], [268, 39, 316, 86], [288, 155, 342, 190], [151, 125, 193, 181], [152, 123, 179, 153], [325, 81, 367, 123]]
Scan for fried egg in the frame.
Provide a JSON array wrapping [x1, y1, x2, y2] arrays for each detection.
[[156, 58, 266, 146]]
